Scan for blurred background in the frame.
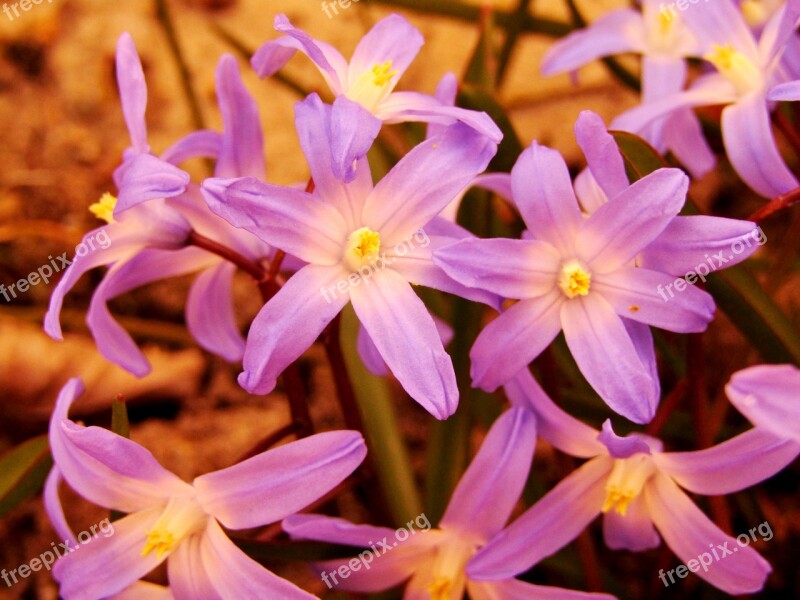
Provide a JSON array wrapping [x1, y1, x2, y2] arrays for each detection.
[[0, 0, 798, 598]]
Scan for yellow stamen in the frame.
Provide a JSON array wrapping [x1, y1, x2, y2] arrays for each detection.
[[139, 497, 207, 560], [371, 61, 398, 87], [657, 10, 673, 36], [602, 455, 656, 516], [141, 529, 176, 559], [345, 227, 382, 270], [89, 193, 117, 224], [704, 44, 761, 95], [426, 577, 452, 600], [558, 260, 591, 298]]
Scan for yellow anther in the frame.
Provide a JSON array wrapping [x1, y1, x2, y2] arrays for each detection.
[[426, 577, 453, 600], [141, 529, 176, 559], [345, 227, 382, 270], [558, 260, 591, 298], [657, 10, 673, 35], [602, 455, 656, 517], [89, 193, 117, 224], [705, 44, 761, 94], [371, 61, 398, 87]]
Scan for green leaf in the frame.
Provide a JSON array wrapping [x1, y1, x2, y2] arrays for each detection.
[[340, 306, 423, 525], [463, 6, 498, 91], [0, 435, 52, 516], [610, 130, 668, 182], [111, 397, 130, 439]]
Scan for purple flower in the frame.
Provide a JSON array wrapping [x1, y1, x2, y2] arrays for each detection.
[[201, 94, 498, 419], [283, 407, 616, 600], [434, 111, 718, 424], [251, 13, 502, 181], [541, 0, 715, 177], [726, 363, 800, 442], [44, 378, 366, 599], [613, 0, 800, 197], [470, 369, 800, 595], [45, 36, 276, 374]]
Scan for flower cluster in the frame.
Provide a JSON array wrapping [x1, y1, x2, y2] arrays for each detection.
[[24, 2, 800, 598]]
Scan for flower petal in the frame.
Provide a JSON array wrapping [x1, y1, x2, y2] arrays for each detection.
[[348, 14, 424, 87], [577, 168, 688, 272], [470, 291, 564, 392], [350, 269, 458, 419], [116, 33, 149, 153], [357, 323, 389, 376], [597, 419, 654, 459], [362, 123, 497, 245], [469, 579, 616, 600], [721, 91, 799, 197], [252, 14, 348, 94], [239, 264, 349, 395], [215, 55, 265, 180], [201, 176, 348, 265], [768, 79, 800, 101], [167, 534, 221, 600], [644, 471, 771, 595], [43, 466, 76, 546], [574, 111, 629, 200], [195, 430, 365, 529], [640, 216, 763, 276], [653, 428, 800, 495], [678, 0, 759, 58], [115, 153, 191, 214], [504, 369, 605, 458], [433, 237, 560, 299], [199, 519, 317, 599], [440, 408, 537, 540], [511, 142, 582, 254], [49, 378, 190, 512], [602, 494, 660, 552], [53, 507, 165, 600], [540, 9, 645, 75], [114, 582, 175, 600], [467, 456, 612, 581], [186, 260, 245, 362], [161, 130, 222, 166], [726, 364, 800, 442], [330, 96, 383, 182], [561, 294, 659, 424], [593, 266, 715, 333]]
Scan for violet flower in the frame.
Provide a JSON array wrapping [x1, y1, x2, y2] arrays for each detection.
[[44, 378, 366, 599], [251, 13, 502, 181], [726, 363, 800, 442], [469, 368, 800, 595], [201, 93, 498, 420], [434, 112, 717, 424], [541, 0, 715, 177], [283, 407, 616, 600], [45, 35, 276, 374], [613, 0, 800, 197]]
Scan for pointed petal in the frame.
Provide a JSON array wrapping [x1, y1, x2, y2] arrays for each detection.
[[593, 266, 715, 333], [53, 507, 165, 599], [215, 55, 265, 180], [653, 428, 800, 495], [645, 472, 771, 595], [623, 317, 659, 387], [115, 153, 191, 214], [116, 33, 149, 153], [721, 92, 799, 197], [426, 72, 458, 139], [511, 142, 582, 254], [350, 269, 458, 419], [357, 323, 389, 376], [161, 130, 222, 165], [573, 169, 608, 215], [168, 534, 221, 600], [239, 264, 349, 395], [561, 294, 659, 424], [252, 14, 348, 94], [678, 0, 759, 58], [640, 216, 763, 276], [470, 292, 564, 392], [433, 237, 560, 299], [759, 1, 800, 65], [49, 378, 190, 512], [467, 457, 612, 580], [349, 14, 424, 86], [282, 514, 399, 547], [441, 408, 537, 539], [87, 247, 215, 377], [768, 79, 800, 101], [201, 176, 347, 265], [574, 111, 629, 200], [43, 466, 76, 546], [376, 91, 502, 143], [186, 261, 245, 362], [597, 419, 654, 458], [469, 579, 616, 600], [330, 96, 383, 182], [200, 519, 317, 599], [362, 123, 497, 245], [504, 369, 605, 458], [726, 364, 800, 442], [577, 168, 688, 272], [540, 9, 644, 75], [602, 494, 660, 552], [195, 431, 365, 529]]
